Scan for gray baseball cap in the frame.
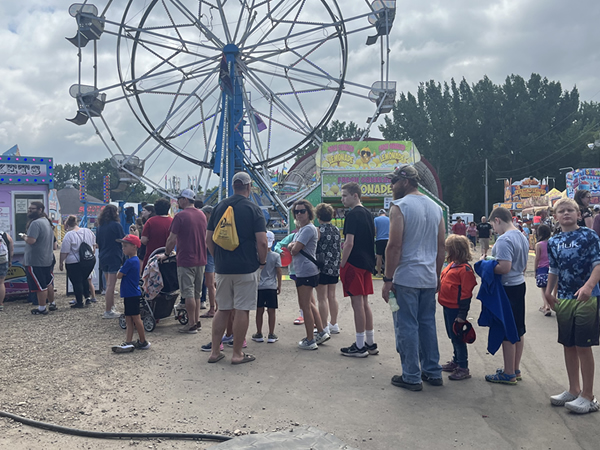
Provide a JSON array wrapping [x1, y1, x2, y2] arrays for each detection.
[[232, 172, 252, 185], [385, 164, 420, 183]]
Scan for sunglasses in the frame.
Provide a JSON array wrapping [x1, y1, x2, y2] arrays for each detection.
[[294, 209, 307, 215]]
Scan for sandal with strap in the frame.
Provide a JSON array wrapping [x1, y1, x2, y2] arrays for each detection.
[[485, 370, 517, 385]]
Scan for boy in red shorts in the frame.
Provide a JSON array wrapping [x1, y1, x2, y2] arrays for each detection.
[[339, 182, 377, 357]]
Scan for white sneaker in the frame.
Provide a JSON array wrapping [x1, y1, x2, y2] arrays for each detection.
[[550, 390, 578, 406], [328, 323, 340, 334], [111, 305, 120, 313], [111, 342, 134, 353], [565, 395, 600, 414], [298, 338, 318, 350], [315, 331, 331, 345], [103, 311, 121, 319]]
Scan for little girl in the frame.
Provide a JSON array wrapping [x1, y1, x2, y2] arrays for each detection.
[[438, 235, 478, 380], [534, 224, 552, 316], [466, 221, 478, 248]]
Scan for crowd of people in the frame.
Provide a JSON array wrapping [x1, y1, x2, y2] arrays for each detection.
[[5, 164, 600, 415]]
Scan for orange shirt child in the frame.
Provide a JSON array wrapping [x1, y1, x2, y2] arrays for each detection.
[[438, 263, 477, 320]]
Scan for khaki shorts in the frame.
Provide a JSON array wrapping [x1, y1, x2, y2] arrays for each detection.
[[480, 238, 490, 251], [177, 266, 205, 299], [215, 271, 260, 311]]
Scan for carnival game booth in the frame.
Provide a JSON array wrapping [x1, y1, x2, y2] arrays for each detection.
[[566, 168, 600, 205], [284, 140, 449, 233], [0, 155, 54, 298]]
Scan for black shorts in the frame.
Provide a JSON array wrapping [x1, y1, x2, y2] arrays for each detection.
[[504, 283, 526, 337], [319, 273, 339, 285], [257, 289, 278, 309], [375, 240, 388, 256], [26, 266, 54, 292], [295, 274, 319, 288], [124, 296, 141, 316]]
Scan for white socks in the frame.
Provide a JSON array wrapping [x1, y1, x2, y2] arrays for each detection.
[[356, 331, 365, 349], [366, 330, 374, 346]]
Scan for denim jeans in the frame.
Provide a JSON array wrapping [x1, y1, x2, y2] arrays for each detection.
[[443, 306, 468, 369], [393, 284, 442, 384]]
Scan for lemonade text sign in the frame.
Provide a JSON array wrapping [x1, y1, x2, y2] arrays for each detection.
[[321, 141, 420, 170], [322, 172, 393, 198]]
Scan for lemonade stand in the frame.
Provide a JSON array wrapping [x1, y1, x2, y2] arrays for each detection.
[[309, 140, 448, 234]]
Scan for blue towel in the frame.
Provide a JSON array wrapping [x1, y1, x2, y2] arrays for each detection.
[[474, 259, 520, 355]]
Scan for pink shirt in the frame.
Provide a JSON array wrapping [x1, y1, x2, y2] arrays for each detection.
[[537, 240, 549, 268]]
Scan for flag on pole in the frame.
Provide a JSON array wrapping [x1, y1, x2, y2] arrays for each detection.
[[254, 113, 267, 132]]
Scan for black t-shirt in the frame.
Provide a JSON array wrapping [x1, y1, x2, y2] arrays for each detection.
[[477, 222, 493, 239], [207, 194, 266, 274], [343, 205, 375, 271]]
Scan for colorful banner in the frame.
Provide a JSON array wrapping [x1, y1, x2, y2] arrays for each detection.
[[320, 141, 420, 171], [322, 172, 393, 197], [493, 202, 525, 211], [4, 261, 29, 297], [504, 177, 548, 202], [566, 169, 600, 204]]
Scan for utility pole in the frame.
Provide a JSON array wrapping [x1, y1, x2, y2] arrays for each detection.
[[484, 159, 489, 217]]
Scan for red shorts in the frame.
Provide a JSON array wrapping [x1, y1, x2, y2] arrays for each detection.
[[340, 263, 373, 297]]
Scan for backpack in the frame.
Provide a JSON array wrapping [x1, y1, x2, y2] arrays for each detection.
[[0, 231, 8, 264], [78, 230, 96, 264], [212, 199, 243, 251]]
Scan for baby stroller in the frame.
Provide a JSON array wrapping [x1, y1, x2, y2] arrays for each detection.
[[119, 247, 188, 332]]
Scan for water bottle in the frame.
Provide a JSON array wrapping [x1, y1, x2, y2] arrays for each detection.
[[388, 290, 399, 312]]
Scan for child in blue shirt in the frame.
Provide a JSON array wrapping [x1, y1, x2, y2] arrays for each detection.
[[112, 235, 150, 353], [546, 198, 600, 414]]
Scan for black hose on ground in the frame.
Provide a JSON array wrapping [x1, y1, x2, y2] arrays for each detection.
[[0, 410, 232, 442]]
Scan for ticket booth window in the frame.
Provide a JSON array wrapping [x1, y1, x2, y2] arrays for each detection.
[[14, 194, 44, 241]]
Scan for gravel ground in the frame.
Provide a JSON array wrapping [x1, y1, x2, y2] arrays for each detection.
[[2, 252, 600, 450]]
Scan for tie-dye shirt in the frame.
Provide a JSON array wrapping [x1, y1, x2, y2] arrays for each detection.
[[548, 227, 600, 299]]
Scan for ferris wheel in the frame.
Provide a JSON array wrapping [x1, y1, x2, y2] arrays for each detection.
[[66, 0, 397, 215]]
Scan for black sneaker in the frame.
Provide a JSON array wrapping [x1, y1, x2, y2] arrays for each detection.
[[340, 342, 369, 358], [85, 298, 92, 305], [48, 303, 58, 311], [31, 307, 48, 315], [391, 375, 423, 391], [133, 340, 151, 350], [421, 373, 444, 386], [71, 303, 85, 309], [365, 342, 379, 355]]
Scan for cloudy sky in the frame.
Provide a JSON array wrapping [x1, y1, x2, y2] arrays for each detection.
[[1, 0, 599, 193]]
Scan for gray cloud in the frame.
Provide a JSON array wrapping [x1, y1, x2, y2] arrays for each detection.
[[1, 0, 599, 192]]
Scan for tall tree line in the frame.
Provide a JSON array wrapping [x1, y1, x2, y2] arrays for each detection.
[[379, 73, 600, 218]]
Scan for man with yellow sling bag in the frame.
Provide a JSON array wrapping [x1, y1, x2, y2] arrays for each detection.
[[206, 172, 268, 365]]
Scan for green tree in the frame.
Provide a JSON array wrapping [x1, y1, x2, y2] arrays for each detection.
[[294, 120, 369, 161], [54, 158, 151, 203], [379, 73, 600, 218]]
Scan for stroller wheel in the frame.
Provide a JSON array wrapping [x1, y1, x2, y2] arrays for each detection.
[[178, 310, 189, 325], [143, 314, 156, 332], [119, 314, 127, 330]]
